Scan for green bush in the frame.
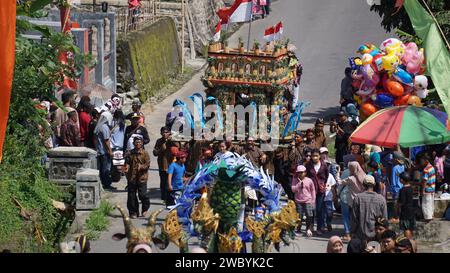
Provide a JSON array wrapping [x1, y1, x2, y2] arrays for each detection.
[[0, 130, 74, 253]]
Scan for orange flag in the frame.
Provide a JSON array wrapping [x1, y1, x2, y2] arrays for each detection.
[[0, 0, 16, 162]]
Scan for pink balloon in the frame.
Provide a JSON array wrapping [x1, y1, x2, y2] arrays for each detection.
[[402, 42, 424, 75], [406, 62, 421, 75]]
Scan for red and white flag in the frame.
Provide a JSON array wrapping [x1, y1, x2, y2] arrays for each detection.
[[217, 0, 253, 23], [213, 20, 222, 42], [264, 21, 283, 42]]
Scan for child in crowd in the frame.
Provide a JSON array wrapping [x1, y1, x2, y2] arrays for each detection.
[[397, 172, 416, 239], [417, 152, 436, 222], [167, 151, 187, 207], [292, 165, 315, 237]]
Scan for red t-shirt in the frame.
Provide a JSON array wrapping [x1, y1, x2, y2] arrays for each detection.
[[78, 111, 91, 142]]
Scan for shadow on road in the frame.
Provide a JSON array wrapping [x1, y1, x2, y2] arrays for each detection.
[[301, 106, 341, 125]]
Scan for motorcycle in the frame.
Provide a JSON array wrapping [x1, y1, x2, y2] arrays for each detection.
[[111, 147, 125, 182]]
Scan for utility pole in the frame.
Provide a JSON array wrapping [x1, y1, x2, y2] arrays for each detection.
[[246, 1, 253, 52]]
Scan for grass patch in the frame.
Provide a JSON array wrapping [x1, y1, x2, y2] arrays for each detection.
[[84, 201, 114, 240]]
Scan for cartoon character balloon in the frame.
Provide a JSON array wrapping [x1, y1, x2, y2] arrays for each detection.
[[414, 75, 429, 99], [379, 38, 402, 52], [361, 61, 380, 92], [393, 67, 414, 86], [386, 42, 405, 59], [361, 54, 373, 66], [382, 53, 400, 74], [402, 43, 424, 75], [357, 43, 381, 57]]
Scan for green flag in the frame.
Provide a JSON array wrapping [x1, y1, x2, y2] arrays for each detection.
[[403, 0, 450, 115]]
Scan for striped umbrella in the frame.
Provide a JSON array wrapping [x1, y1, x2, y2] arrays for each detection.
[[350, 106, 450, 148]]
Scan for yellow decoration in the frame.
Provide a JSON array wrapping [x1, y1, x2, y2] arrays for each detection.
[[191, 193, 220, 234], [218, 227, 243, 253], [162, 210, 183, 247]]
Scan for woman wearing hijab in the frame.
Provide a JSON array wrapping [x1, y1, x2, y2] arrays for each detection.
[[336, 161, 366, 236], [336, 161, 366, 209], [327, 236, 344, 253]]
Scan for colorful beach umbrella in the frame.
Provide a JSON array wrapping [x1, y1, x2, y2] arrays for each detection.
[[350, 106, 450, 148]]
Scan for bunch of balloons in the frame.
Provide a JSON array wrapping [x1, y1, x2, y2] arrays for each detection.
[[349, 38, 428, 118]]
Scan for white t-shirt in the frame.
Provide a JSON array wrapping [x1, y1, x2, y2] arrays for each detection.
[[314, 162, 321, 173], [324, 173, 337, 202]]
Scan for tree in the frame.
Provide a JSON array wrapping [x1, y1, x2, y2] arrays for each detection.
[[370, 0, 450, 41], [0, 0, 88, 252]]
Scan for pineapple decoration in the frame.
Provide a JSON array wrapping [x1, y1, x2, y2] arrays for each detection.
[[209, 160, 247, 234]]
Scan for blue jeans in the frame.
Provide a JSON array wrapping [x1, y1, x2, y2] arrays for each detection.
[[341, 202, 351, 234], [323, 200, 334, 227], [98, 154, 112, 187], [315, 193, 325, 230]]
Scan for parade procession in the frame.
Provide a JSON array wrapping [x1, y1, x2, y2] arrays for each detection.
[[1, 0, 450, 264]]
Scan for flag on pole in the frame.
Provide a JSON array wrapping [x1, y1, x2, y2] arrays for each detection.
[[263, 22, 283, 42], [0, 0, 16, 162], [217, 0, 253, 23], [213, 20, 222, 42], [403, 0, 450, 116]]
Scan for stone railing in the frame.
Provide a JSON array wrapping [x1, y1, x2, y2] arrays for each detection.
[[47, 147, 101, 210]]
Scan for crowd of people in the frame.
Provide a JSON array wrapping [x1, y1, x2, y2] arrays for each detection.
[[38, 90, 152, 219], [39, 69, 450, 253]]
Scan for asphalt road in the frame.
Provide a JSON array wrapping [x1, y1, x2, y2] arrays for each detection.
[[90, 0, 392, 253], [228, 0, 392, 127]]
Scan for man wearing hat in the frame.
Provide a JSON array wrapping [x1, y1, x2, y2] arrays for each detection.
[[124, 112, 150, 152], [314, 118, 327, 148], [351, 175, 387, 242], [242, 137, 266, 168], [126, 98, 145, 124], [335, 111, 356, 165], [124, 136, 151, 218], [153, 126, 173, 201], [288, 130, 306, 174], [291, 165, 315, 237]]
